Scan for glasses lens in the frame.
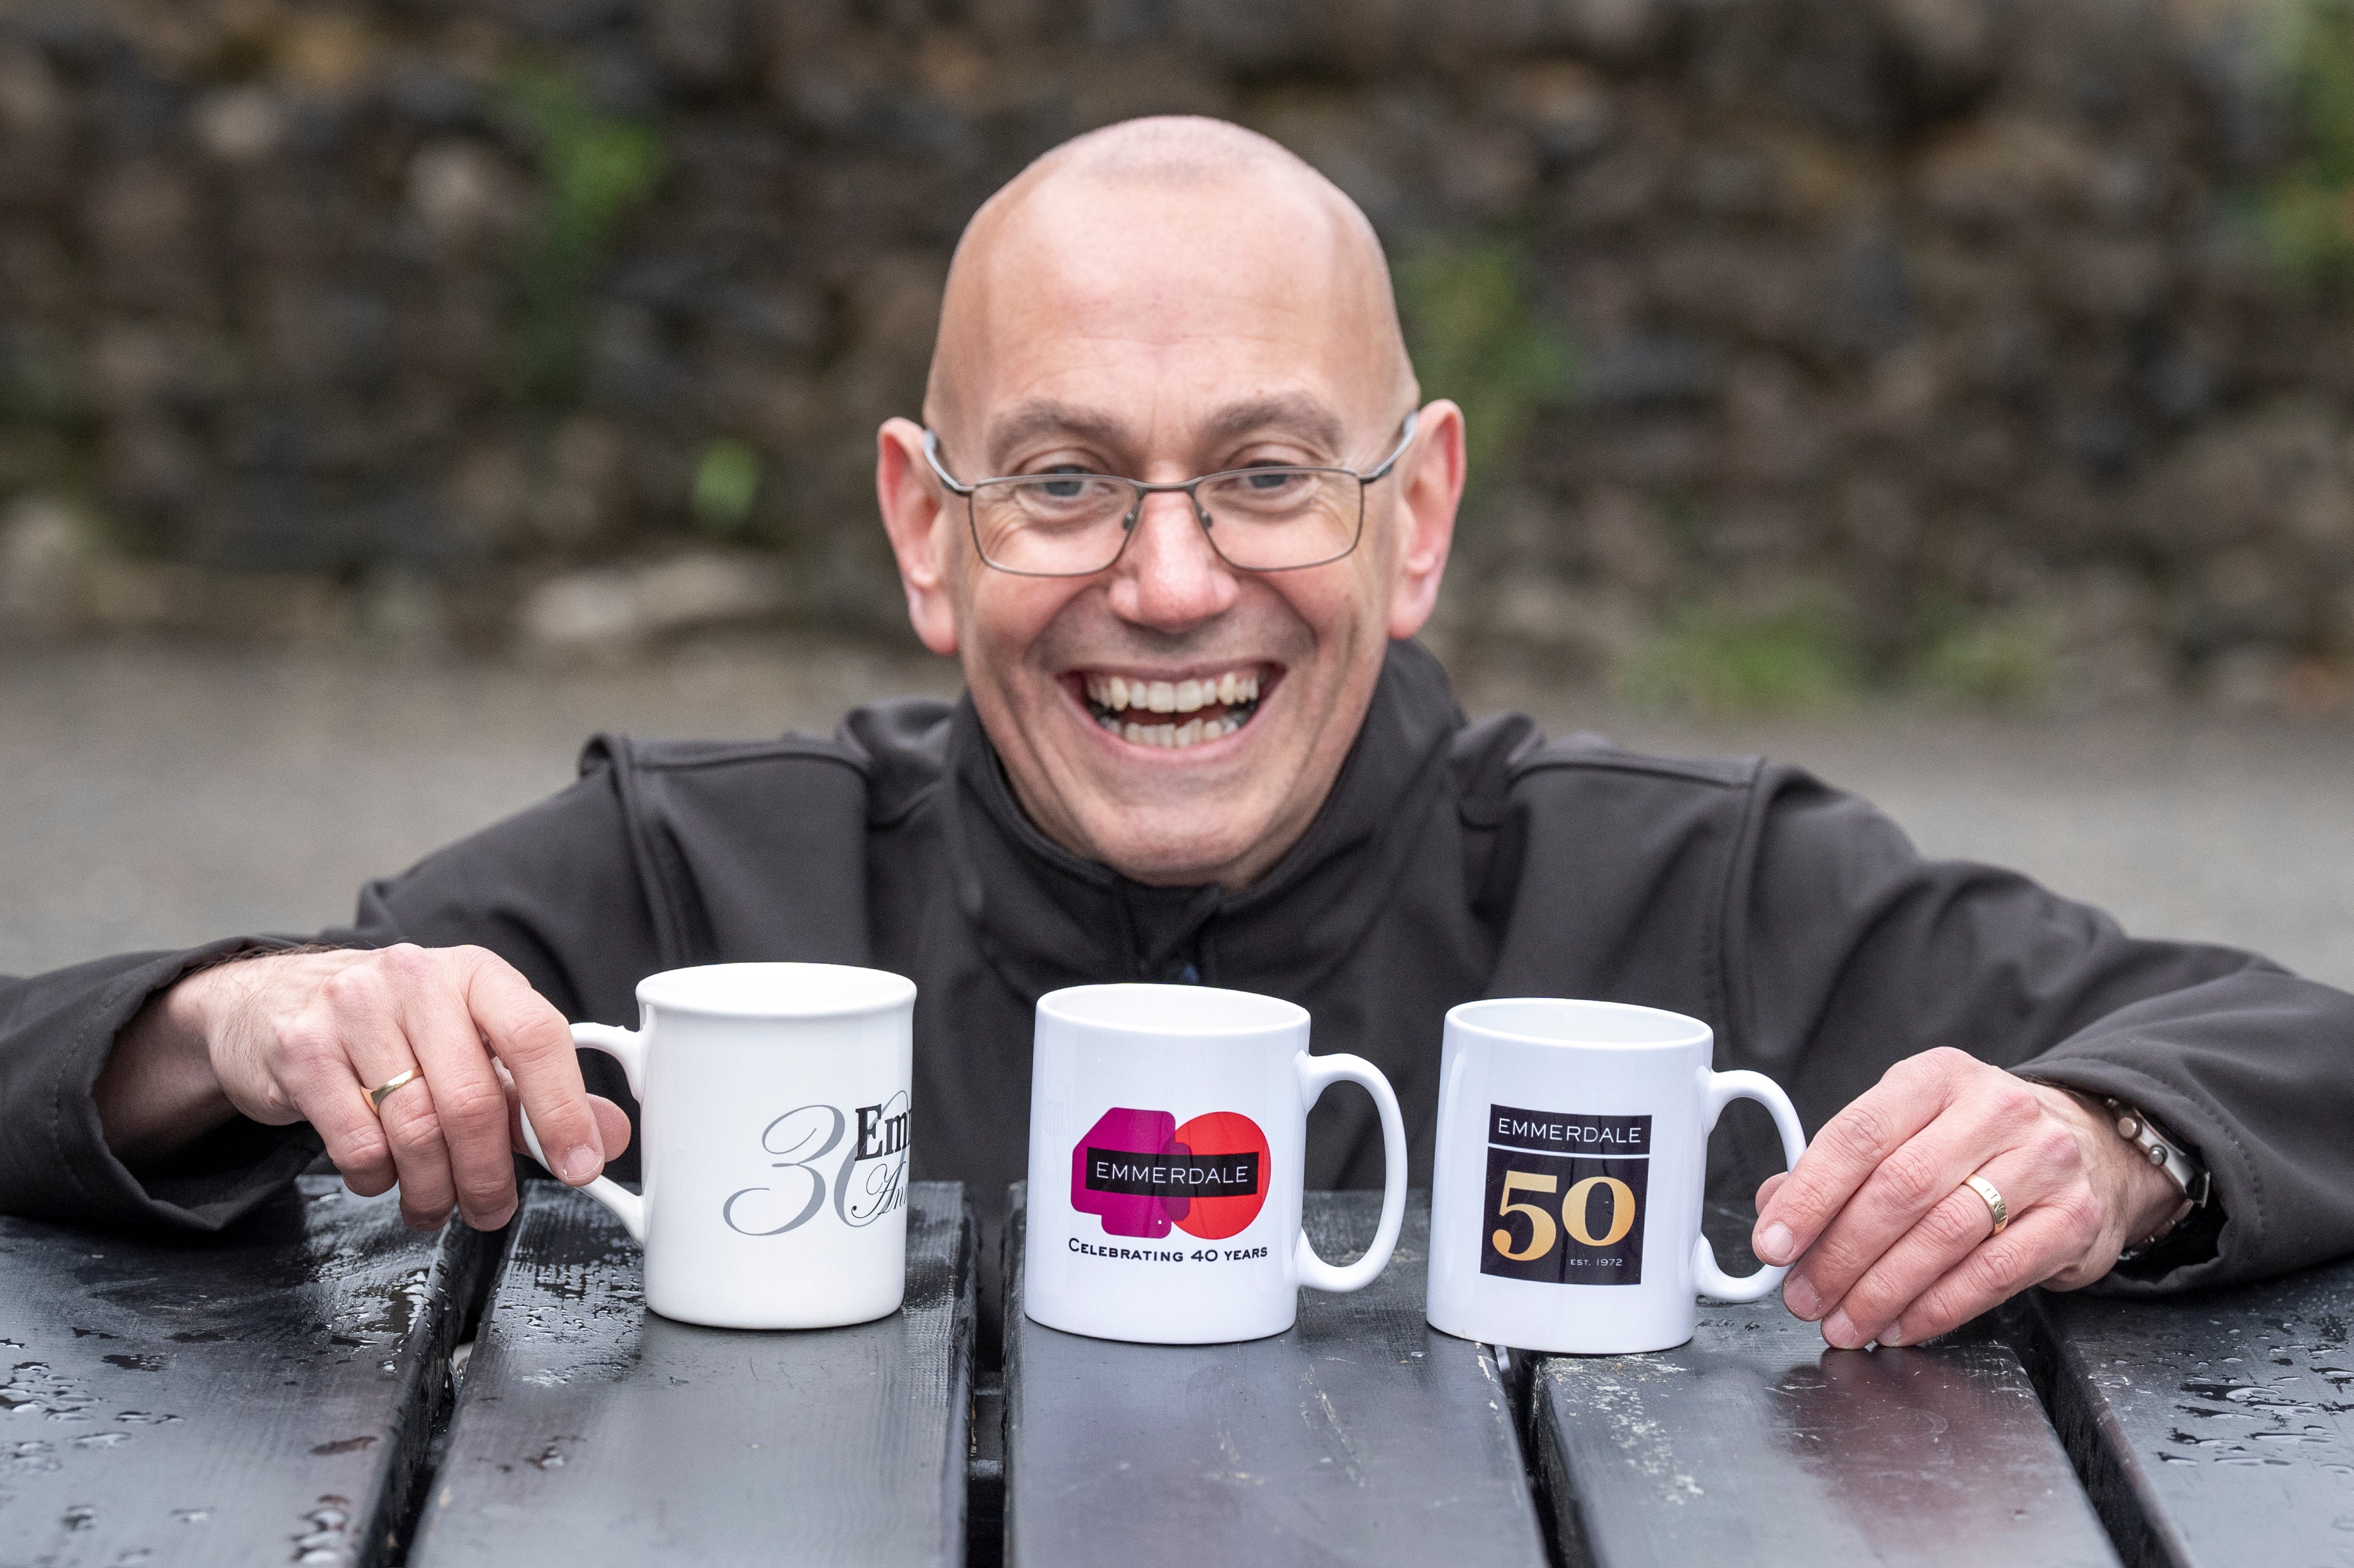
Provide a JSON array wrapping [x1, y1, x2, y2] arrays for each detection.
[[972, 475, 1134, 574], [1196, 469, 1362, 569]]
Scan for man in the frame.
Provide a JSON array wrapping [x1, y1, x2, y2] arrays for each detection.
[[6, 119, 2350, 1355]]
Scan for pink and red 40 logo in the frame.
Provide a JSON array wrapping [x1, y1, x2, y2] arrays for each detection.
[[1071, 1107, 1270, 1240]]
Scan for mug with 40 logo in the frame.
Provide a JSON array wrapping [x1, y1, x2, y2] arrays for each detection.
[[1024, 983, 1409, 1345], [1424, 998, 1806, 1354], [520, 962, 915, 1330]]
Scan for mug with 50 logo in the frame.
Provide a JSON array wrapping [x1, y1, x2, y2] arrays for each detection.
[[1425, 998, 1807, 1354], [519, 962, 915, 1330], [1023, 983, 1409, 1345]]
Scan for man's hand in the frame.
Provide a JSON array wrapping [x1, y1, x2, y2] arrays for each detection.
[[1750, 1048, 2182, 1348], [94, 945, 631, 1232]]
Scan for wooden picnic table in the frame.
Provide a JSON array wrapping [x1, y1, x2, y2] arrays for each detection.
[[4, 1182, 2347, 1567]]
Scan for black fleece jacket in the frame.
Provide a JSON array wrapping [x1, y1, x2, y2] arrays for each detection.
[[5, 641, 2349, 1316]]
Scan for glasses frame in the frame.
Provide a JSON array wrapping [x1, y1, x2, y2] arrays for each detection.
[[920, 408, 1421, 578]]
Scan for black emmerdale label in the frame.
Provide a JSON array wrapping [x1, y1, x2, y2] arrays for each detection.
[[1487, 1104, 1652, 1155], [1479, 1120, 1651, 1286]]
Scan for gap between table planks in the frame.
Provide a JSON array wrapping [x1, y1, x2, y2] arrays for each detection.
[[2012, 1254, 2354, 1568], [0, 1174, 492, 1568], [406, 1180, 975, 1568], [1526, 1200, 2123, 1568]]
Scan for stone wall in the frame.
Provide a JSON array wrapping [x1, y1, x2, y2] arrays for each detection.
[[3, 0, 2352, 708]]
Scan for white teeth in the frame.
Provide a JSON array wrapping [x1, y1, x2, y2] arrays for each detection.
[[1089, 668, 1261, 726], [1107, 710, 1248, 748]]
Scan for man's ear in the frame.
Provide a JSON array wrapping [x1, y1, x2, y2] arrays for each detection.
[[1385, 399, 1465, 641], [876, 418, 962, 656]]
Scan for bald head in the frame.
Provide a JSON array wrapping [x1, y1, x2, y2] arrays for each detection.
[[923, 116, 1417, 448], [872, 115, 1464, 893], [1022, 113, 1321, 189]]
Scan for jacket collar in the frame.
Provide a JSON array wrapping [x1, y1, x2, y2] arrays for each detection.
[[944, 639, 1466, 1001]]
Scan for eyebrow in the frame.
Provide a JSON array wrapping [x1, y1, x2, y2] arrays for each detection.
[[979, 392, 1346, 474]]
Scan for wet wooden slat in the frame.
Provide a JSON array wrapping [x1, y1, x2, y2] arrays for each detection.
[[1529, 1203, 2121, 1568], [0, 1174, 491, 1568], [409, 1180, 975, 1568], [2018, 1256, 2354, 1568], [1002, 1185, 1549, 1568]]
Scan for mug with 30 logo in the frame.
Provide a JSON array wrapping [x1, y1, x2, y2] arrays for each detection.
[[1023, 983, 1409, 1345], [520, 962, 915, 1330], [1425, 998, 1806, 1354]]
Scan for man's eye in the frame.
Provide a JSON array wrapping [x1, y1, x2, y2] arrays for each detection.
[[1037, 469, 1092, 499], [1243, 468, 1303, 491]]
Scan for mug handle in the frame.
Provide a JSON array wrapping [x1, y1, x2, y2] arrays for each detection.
[[1692, 1069, 1809, 1302], [518, 1022, 649, 1242], [1293, 1053, 1409, 1294]]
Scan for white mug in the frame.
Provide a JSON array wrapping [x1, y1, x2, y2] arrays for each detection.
[[520, 962, 916, 1330], [1022, 983, 1409, 1345], [1425, 998, 1807, 1355]]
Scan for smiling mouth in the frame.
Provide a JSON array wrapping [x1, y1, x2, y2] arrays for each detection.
[[1079, 667, 1266, 750]]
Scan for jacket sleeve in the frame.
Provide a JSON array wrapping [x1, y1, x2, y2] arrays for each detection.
[[0, 938, 324, 1230], [0, 755, 660, 1231], [1721, 762, 2354, 1295]]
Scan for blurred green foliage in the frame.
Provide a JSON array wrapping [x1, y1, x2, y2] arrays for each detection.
[[500, 62, 669, 408], [2259, 0, 2354, 283], [1394, 236, 1577, 492], [1616, 596, 1862, 712], [692, 438, 763, 534], [1913, 607, 2061, 707]]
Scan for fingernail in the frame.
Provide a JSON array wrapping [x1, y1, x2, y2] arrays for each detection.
[[1824, 1310, 1860, 1348], [559, 1145, 602, 1185], [1784, 1273, 1821, 1319], [1758, 1222, 1794, 1264], [1879, 1325, 1907, 1347]]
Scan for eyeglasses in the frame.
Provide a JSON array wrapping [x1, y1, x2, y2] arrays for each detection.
[[920, 409, 1420, 577]]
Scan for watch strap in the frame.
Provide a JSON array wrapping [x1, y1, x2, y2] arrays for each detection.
[[2097, 1095, 2211, 1208], [2095, 1094, 2209, 1258]]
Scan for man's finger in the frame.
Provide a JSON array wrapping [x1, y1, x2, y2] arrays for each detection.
[[1775, 1070, 2047, 1323], [1755, 1049, 1971, 1266], [395, 953, 523, 1230], [500, 1084, 634, 1165], [1880, 1198, 2097, 1346], [1813, 1141, 2060, 1349], [271, 1018, 398, 1198], [589, 1095, 633, 1160], [319, 962, 456, 1230], [462, 951, 602, 1186]]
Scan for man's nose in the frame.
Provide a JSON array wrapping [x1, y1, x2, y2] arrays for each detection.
[[1106, 490, 1239, 630]]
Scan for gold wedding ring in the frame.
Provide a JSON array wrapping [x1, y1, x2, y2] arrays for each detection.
[[367, 1068, 420, 1113], [1963, 1173, 2008, 1236]]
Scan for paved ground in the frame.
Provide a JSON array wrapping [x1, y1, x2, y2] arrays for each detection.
[[8, 638, 2353, 990]]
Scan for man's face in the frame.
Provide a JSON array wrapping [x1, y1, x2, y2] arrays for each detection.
[[879, 173, 1462, 888]]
